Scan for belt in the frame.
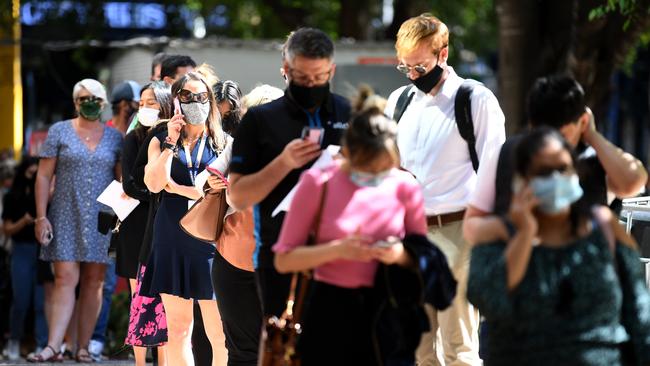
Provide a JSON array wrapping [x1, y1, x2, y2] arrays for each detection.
[[426, 210, 466, 228]]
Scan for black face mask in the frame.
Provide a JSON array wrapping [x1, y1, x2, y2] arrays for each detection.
[[221, 113, 240, 135], [411, 64, 444, 94], [289, 82, 330, 110]]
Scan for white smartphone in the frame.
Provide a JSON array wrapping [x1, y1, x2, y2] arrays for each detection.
[[301, 127, 324, 145], [373, 236, 399, 248]]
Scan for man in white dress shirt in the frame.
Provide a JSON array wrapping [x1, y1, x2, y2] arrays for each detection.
[[384, 14, 505, 366]]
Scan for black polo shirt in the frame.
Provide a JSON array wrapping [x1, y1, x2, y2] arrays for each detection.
[[230, 89, 350, 269]]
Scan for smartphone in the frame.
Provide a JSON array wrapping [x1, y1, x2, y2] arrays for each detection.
[[373, 236, 399, 248], [173, 97, 181, 115], [206, 166, 229, 186], [301, 127, 324, 145], [42, 231, 53, 246]]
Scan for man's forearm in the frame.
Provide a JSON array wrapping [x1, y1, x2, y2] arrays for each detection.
[[587, 131, 647, 197], [229, 156, 292, 210]]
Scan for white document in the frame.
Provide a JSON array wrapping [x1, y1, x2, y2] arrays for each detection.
[[271, 145, 340, 217], [96, 180, 140, 221]]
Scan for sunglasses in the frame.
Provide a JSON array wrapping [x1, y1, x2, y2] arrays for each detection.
[[396, 63, 428, 75], [76, 96, 102, 103], [178, 89, 209, 104]]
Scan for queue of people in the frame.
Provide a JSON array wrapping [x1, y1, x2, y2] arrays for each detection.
[[1, 12, 649, 366]]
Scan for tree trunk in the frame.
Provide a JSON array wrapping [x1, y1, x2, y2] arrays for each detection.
[[384, 0, 429, 39], [496, 0, 539, 134], [338, 0, 375, 40]]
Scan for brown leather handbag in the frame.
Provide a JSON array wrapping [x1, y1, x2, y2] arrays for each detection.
[[179, 187, 228, 243], [258, 181, 328, 366]]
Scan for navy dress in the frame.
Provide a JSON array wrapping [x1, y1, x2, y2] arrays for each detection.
[[141, 133, 217, 300]]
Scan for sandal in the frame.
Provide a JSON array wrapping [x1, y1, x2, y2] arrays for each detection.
[[26, 344, 63, 363], [76, 348, 95, 363]]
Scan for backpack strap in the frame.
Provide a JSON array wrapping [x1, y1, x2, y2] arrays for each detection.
[[454, 80, 482, 172], [392, 86, 415, 123]]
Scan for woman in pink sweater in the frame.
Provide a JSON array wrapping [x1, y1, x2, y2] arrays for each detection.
[[273, 108, 427, 365]]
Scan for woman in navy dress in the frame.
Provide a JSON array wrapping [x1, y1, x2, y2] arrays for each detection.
[[141, 71, 227, 366]]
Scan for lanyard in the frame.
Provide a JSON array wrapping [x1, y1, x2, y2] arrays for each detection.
[[183, 134, 207, 186], [305, 107, 322, 128]]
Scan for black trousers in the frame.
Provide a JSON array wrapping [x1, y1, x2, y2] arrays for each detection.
[[298, 281, 379, 366], [255, 266, 293, 317], [212, 251, 263, 366]]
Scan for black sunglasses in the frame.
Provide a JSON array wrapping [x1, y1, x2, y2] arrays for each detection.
[[178, 89, 209, 104]]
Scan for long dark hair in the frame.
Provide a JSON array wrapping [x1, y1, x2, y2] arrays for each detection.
[[171, 72, 226, 152], [8, 156, 38, 198], [134, 81, 173, 141], [514, 127, 588, 234], [213, 80, 242, 135]]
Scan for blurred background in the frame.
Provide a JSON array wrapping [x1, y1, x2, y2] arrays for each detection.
[[0, 0, 649, 162]]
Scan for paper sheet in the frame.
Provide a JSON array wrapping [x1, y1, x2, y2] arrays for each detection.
[[96, 180, 140, 221], [271, 145, 340, 217]]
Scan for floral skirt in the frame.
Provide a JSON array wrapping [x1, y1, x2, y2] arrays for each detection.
[[125, 265, 168, 347]]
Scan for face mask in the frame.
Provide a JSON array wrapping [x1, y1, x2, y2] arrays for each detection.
[[411, 64, 444, 94], [530, 172, 583, 214], [181, 102, 210, 125], [138, 107, 160, 127], [221, 113, 239, 134], [289, 82, 330, 110], [79, 100, 103, 121], [349, 169, 391, 188]]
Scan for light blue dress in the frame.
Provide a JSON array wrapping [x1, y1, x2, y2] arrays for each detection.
[[39, 120, 123, 264]]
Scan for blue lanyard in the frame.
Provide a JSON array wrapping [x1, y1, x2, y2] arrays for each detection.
[[183, 134, 206, 186], [305, 107, 322, 128]]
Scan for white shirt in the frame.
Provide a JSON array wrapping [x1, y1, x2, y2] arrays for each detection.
[[385, 67, 505, 215]]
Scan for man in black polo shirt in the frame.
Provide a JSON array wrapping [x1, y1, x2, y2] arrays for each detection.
[[228, 28, 350, 316]]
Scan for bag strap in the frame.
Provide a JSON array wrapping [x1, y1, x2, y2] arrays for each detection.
[[454, 80, 481, 172], [592, 206, 616, 255], [392, 86, 415, 123], [283, 179, 329, 323]]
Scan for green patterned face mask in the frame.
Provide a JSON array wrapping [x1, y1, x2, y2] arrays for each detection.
[[79, 100, 103, 121]]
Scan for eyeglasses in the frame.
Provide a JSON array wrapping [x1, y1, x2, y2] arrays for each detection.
[[287, 67, 332, 86], [177, 89, 209, 104], [76, 96, 102, 103]]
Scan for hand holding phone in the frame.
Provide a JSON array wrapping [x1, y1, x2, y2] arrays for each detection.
[[42, 230, 53, 246], [373, 236, 400, 248], [206, 167, 229, 186], [173, 97, 182, 115], [301, 127, 324, 145]]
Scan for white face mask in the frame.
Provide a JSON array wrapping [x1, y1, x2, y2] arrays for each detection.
[[137, 107, 160, 127]]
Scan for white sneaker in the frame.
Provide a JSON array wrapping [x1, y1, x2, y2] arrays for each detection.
[[88, 339, 104, 361], [3, 339, 20, 361]]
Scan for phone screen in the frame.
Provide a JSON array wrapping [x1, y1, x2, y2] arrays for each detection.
[[301, 127, 324, 145], [173, 97, 181, 114]]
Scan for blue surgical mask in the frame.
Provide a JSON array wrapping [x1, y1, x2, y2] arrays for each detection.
[[349, 169, 391, 187], [530, 172, 583, 214]]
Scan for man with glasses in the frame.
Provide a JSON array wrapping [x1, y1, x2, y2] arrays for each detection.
[[384, 14, 505, 366], [228, 28, 350, 317]]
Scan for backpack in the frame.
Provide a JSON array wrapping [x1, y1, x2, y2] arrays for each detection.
[[392, 80, 482, 172]]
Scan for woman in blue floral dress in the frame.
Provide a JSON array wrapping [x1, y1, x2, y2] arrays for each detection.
[[29, 79, 123, 363]]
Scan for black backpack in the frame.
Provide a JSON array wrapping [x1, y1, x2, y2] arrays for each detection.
[[392, 80, 482, 172]]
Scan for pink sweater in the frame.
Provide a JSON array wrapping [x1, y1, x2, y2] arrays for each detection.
[[273, 163, 427, 288]]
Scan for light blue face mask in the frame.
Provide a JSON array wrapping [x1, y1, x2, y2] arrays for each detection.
[[530, 171, 584, 214], [349, 169, 391, 187]]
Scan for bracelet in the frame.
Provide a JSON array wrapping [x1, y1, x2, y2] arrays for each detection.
[[162, 142, 177, 152], [164, 136, 177, 145], [34, 216, 47, 223]]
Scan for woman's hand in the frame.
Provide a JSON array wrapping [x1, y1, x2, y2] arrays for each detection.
[[370, 241, 412, 267], [167, 113, 185, 144], [509, 184, 539, 236], [334, 234, 374, 262], [207, 175, 228, 191], [35, 217, 52, 245]]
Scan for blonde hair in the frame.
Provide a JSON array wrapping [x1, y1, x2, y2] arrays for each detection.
[[195, 63, 220, 88], [242, 84, 284, 109], [395, 13, 449, 58]]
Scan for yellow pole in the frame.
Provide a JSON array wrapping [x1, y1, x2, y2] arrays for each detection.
[[0, 0, 22, 158]]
